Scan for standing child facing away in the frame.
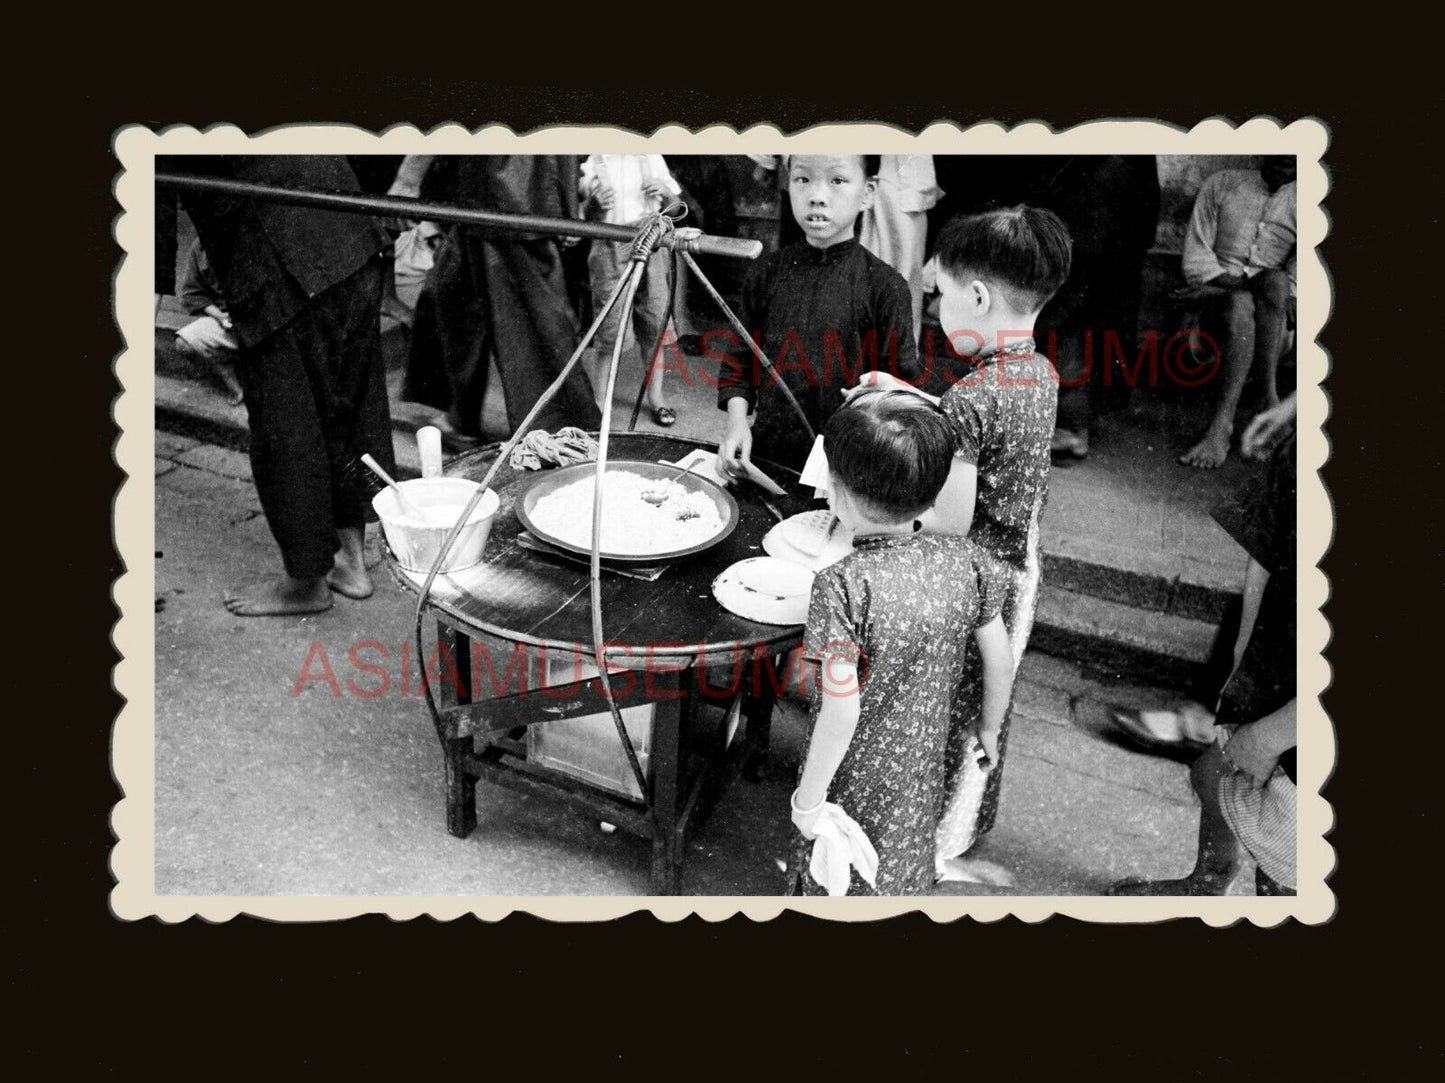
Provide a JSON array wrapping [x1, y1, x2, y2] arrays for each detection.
[[865, 206, 1072, 877], [580, 154, 682, 426], [790, 391, 1015, 896], [716, 155, 918, 475]]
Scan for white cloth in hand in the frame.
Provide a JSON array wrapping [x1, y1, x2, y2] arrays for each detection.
[[808, 803, 879, 896], [176, 314, 240, 357]]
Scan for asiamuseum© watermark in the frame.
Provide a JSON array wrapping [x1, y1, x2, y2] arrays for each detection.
[[291, 638, 870, 700], [644, 326, 1222, 390]]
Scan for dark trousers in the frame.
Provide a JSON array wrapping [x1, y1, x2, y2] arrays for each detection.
[[426, 228, 601, 438], [238, 258, 393, 580], [1047, 281, 1146, 436]]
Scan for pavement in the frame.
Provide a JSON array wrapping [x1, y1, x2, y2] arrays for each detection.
[[153, 427, 1258, 897]]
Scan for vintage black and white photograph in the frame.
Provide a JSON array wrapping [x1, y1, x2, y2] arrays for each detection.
[[112, 122, 1330, 919]]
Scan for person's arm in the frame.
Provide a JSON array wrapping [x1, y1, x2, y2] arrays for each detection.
[[715, 260, 769, 471], [1181, 175, 1228, 287], [1241, 392, 1297, 459], [387, 155, 434, 199], [875, 267, 919, 382], [972, 615, 1014, 770], [644, 155, 683, 202], [1228, 557, 1271, 680], [919, 458, 977, 536], [792, 662, 862, 818], [1220, 698, 1297, 789]]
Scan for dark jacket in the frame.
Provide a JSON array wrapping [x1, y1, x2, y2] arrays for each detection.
[[157, 155, 391, 346]]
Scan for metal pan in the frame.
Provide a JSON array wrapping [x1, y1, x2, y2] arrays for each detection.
[[513, 460, 740, 565]]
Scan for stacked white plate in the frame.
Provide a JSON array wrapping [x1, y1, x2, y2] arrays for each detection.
[[762, 510, 855, 572], [711, 556, 814, 626]]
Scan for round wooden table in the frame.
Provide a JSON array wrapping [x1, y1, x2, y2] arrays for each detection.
[[387, 432, 814, 894]]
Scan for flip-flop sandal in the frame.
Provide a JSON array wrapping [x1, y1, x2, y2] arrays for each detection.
[[1107, 708, 1210, 756], [652, 406, 677, 427]]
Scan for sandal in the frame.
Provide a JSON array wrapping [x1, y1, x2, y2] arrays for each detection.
[[652, 405, 677, 427]]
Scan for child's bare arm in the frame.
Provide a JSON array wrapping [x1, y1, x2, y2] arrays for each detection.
[[973, 615, 1014, 770], [919, 458, 977, 536], [793, 663, 862, 814]]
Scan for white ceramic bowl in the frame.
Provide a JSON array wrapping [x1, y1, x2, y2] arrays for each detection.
[[372, 477, 499, 574]]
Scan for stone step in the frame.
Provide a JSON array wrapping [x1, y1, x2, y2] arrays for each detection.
[[1029, 584, 1218, 692], [1041, 532, 1240, 624]]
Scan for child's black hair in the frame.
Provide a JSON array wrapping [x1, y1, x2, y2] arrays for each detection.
[[933, 205, 1073, 312], [862, 155, 881, 179], [823, 390, 956, 522]]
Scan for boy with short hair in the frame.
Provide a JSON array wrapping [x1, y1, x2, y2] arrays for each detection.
[[865, 205, 1073, 875], [790, 390, 1014, 895], [715, 154, 919, 473]]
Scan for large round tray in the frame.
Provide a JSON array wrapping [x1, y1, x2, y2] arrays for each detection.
[[513, 459, 740, 565]]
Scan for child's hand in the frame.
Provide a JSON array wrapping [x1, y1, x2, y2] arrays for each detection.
[[203, 304, 233, 331], [844, 370, 940, 406], [641, 178, 666, 201], [583, 181, 612, 219], [790, 788, 825, 840], [975, 725, 1001, 773], [718, 415, 753, 478], [848, 370, 915, 397]]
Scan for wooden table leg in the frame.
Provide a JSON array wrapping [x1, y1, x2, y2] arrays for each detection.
[[439, 623, 477, 839], [445, 737, 478, 838], [742, 652, 780, 783], [649, 681, 683, 896]]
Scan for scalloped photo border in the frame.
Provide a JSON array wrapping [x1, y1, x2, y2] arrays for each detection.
[[111, 118, 1332, 924]]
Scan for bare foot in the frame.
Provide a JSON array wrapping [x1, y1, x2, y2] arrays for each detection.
[[1106, 874, 1230, 896], [936, 855, 1015, 888], [327, 548, 374, 599], [1050, 427, 1089, 459], [224, 576, 333, 617], [1179, 426, 1231, 469]]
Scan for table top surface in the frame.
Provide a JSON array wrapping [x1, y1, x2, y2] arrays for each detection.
[[389, 433, 814, 660]]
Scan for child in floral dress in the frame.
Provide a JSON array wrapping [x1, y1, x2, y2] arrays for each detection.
[[862, 205, 1073, 877], [790, 391, 1015, 895]]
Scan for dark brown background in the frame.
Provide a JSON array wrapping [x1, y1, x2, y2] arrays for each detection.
[[33, 60, 1432, 1075]]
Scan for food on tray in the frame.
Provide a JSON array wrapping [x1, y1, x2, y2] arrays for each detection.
[[529, 470, 724, 554]]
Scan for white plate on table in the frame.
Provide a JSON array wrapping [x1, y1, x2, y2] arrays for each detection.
[[711, 557, 814, 625]]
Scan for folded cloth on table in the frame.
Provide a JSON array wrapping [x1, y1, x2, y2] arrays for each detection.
[[509, 427, 599, 471], [808, 803, 879, 896]]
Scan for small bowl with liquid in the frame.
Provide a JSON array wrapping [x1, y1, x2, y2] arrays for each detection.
[[372, 477, 500, 574]]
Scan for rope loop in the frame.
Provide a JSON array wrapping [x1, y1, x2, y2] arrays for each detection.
[[630, 200, 688, 262]]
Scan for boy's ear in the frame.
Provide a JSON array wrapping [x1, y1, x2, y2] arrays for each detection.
[[860, 177, 878, 211], [972, 279, 992, 316]]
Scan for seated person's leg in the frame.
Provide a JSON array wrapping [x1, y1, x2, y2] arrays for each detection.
[[1247, 269, 1291, 408], [1181, 287, 1255, 469], [1108, 741, 1243, 895]]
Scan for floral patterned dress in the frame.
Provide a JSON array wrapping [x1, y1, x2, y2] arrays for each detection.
[[934, 345, 1057, 857], [795, 532, 1008, 896]]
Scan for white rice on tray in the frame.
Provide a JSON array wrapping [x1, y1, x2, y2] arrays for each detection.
[[529, 470, 724, 555]]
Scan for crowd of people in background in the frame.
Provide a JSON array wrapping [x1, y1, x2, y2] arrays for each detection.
[[156, 152, 1301, 898]]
